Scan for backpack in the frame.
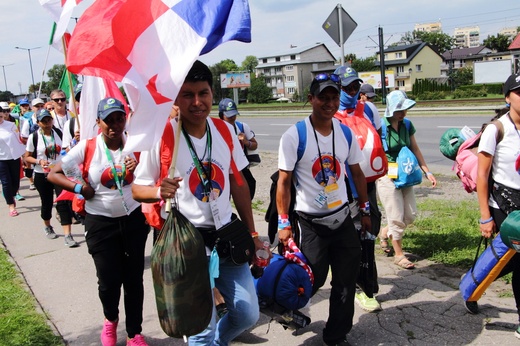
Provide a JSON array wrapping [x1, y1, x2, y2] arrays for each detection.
[[264, 118, 353, 242], [235, 121, 261, 166], [70, 137, 97, 216], [380, 117, 412, 152], [142, 118, 243, 230], [454, 120, 504, 193], [334, 100, 388, 182]]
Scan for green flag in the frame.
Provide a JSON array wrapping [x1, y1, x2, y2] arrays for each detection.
[[58, 69, 78, 100]]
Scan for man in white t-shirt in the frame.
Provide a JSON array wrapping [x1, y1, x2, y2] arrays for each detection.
[[277, 74, 370, 346], [49, 89, 72, 133], [132, 60, 263, 345]]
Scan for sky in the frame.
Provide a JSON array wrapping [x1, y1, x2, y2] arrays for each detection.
[[1, 0, 519, 95]]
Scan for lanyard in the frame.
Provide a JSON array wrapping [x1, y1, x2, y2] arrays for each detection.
[[309, 116, 336, 186], [182, 122, 212, 196], [102, 141, 129, 214], [40, 129, 56, 160]]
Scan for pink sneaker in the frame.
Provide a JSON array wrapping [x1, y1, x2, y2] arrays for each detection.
[[126, 334, 148, 346], [101, 319, 118, 346]]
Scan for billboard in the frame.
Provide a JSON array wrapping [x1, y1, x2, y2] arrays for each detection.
[[474, 60, 512, 84], [220, 72, 251, 88], [358, 71, 395, 89]]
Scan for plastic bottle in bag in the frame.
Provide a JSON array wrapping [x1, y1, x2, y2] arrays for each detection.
[[62, 155, 85, 184]]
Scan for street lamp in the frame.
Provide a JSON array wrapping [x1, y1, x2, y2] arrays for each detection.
[[15, 46, 41, 92], [0, 63, 14, 91], [408, 68, 413, 92]]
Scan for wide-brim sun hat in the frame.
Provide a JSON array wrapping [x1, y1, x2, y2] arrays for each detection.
[[384, 90, 416, 117]]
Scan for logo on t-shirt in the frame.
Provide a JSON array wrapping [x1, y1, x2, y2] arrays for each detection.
[[100, 165, 134, 189], [188, 162, 225, 202], [312, 155, 341, 186]]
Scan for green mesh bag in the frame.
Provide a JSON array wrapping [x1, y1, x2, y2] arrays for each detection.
[[439, 128, 463, 160], [151, 207, 212, 339]]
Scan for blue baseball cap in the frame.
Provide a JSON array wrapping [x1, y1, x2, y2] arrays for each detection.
[[18, 98, 30, 106], [333, 66, 362, 87], [218, 98, 239, 117], [97, 98, 126, 120], [36, 109, 53, 122]]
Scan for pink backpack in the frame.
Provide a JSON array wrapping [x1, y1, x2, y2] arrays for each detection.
[[454, 120, 503, 193]]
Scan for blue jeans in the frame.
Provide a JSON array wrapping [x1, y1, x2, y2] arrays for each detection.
[[189, 257, 259, 346]]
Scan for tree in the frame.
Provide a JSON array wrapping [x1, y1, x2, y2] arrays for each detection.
[[351, 56, 377, 73], [0, 90, 14, 101], [241, 55, 257, 73], [247, 74, 271, 103], [452, 66, 473, 88], [47, 64, 66, 91], [483, 34, 512, 52], [398, 30, 454, 53], [209, 59, 239, 102], [29, 81, 51, 96]]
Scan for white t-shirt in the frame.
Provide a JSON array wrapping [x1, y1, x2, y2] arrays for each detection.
[[26, 129, 63, 174], [20, 113, 38, 139], [63, 134, 140, 217], [0, 121, 25, 160], [278, 116, 364, 215], [52, 111, 72, 133], [62, 118, 79, 149], [134, 118, 249, 228], [234, 121, 255, 140], [478, 114, 520, 208]]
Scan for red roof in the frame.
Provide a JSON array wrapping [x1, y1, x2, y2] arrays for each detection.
[[509, 33, 520, 50]]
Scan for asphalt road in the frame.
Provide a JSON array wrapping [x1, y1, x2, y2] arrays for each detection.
[[237, 112, 493, 174]]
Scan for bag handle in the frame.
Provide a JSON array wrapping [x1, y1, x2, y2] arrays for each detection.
[[165, 118, 183, 212], [284, 238, 314, 285]]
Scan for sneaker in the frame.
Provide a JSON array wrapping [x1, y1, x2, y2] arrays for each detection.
[[15, 193, 25, 201], [127, 334, 148, 346], [216, 303, 229, 318], [44, 226, 58, 240], [464, 300, 479, 314], [355, 291, 382, 312], [101, 319, 118, 346], [29, 184, 36, 190], [64, 235, 79, 248], [515, 325, 520, 339]]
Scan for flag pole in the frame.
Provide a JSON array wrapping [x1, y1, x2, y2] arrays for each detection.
[[61, 35, 80, 131], [165, 117, 182, 213]]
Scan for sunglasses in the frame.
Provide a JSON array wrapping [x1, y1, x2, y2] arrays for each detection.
[[1, 109, 10, 113], [52, 98, 67, 102], [342, 82, 361, 93], [33, 104, 44, 108], [314, 73, 341, 84]]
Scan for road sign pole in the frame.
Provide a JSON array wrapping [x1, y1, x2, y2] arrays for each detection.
[[337, 4, 344, 66]]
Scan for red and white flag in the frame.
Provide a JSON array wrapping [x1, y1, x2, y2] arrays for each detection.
[[78, 76, 129, 140], [66, 0, 251, 153], [39, 0, 82, 46]]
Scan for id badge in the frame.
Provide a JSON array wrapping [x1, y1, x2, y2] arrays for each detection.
[[324, 183, 342, 209], [313, 190, 327, 208], [209, 189, 223, 229], [388, 162, 398, 179]]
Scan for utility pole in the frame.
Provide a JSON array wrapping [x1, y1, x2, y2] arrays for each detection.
[[378, 26, 387, 105], [0, 63, 14, 91]]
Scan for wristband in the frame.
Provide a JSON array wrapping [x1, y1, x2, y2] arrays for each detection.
[[425, 171, 433, 176], [278, 214, 290, 230], [360, 201, 370, 214], [250, 231, 259, 238], [156, 187, 162, 200], [73, 184, 83, 194], [479, 216, 493, 224]]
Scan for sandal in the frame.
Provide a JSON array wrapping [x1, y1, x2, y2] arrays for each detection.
[[394, 255, 415, 269], [9, 209, 19, 217]]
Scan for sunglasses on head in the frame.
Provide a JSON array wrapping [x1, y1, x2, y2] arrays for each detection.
[[314, 73, 340, 84], [52, 97, 67, 102]]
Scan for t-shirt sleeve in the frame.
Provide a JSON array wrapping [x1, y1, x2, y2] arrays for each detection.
[[243, 122, 255, 141], [230, 129, 249, 172], [133, 141, 161, 186], [278, 126, 298, 171], [408, 120, 416, 137], [478, 124, 499, 155], [26, 133, 34, 152]]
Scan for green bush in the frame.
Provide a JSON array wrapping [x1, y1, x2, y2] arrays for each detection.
[[452, 88, 488, 99], [415, 91, 446, 100], [459, 83, 502, 95]]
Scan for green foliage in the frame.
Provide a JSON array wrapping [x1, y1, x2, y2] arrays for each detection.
[[483, 33, 512, 52], [452, 88, 488, 99], [247, 74, 271, 103], [452, 66, 473, 89], [399, 31, 454, 53], [351, 55, 377, 73], [29, 82, 50, 96], [0, 90, 14, 100], [46, 64, 66, 91], [0, 249, 62, 345], [412, 78, 450, 97], [403, 199, 481, 267], [241, 55, 258, 73]]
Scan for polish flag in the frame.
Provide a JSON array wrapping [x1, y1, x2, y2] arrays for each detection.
[[39, 0, 82, 45], [66, 0, 251, 152]]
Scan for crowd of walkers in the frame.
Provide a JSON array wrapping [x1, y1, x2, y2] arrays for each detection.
[[3, 64, 520, 345]]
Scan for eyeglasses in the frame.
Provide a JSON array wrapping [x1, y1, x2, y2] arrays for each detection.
[[52, 98, 67, 102], [314, 73, 341, 84], [342, 81, 361, 94], [1, 109, 10, 113]]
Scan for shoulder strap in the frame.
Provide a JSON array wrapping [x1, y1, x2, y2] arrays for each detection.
[[69, 117, 75, 138], [491, 119, 504, 144], [403, 118, 411, 132], [31, 131, 38, 158], [158, 121, 175, 184], [235, 121, 244, 133], [82, 138, 97, 183], [295, 120, 307, 163], [338, 123, 353, 147], [211, 118, 244, 187], [380, 121, 388, 152], [53, 126, 63, 141]]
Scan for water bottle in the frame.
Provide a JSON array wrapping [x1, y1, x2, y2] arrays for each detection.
[[62, 155, 85, 184], [251, 241, 270, 279]]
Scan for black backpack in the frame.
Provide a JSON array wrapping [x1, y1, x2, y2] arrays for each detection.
[[31, 127, 63, 158]]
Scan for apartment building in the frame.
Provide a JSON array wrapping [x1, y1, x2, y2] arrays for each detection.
[[414, 21, 442, 33], [255, 43, 336, 99], [454, 26, 481, 48]]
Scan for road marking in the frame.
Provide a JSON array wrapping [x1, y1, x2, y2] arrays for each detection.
[[438, 126, 480, 129]]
